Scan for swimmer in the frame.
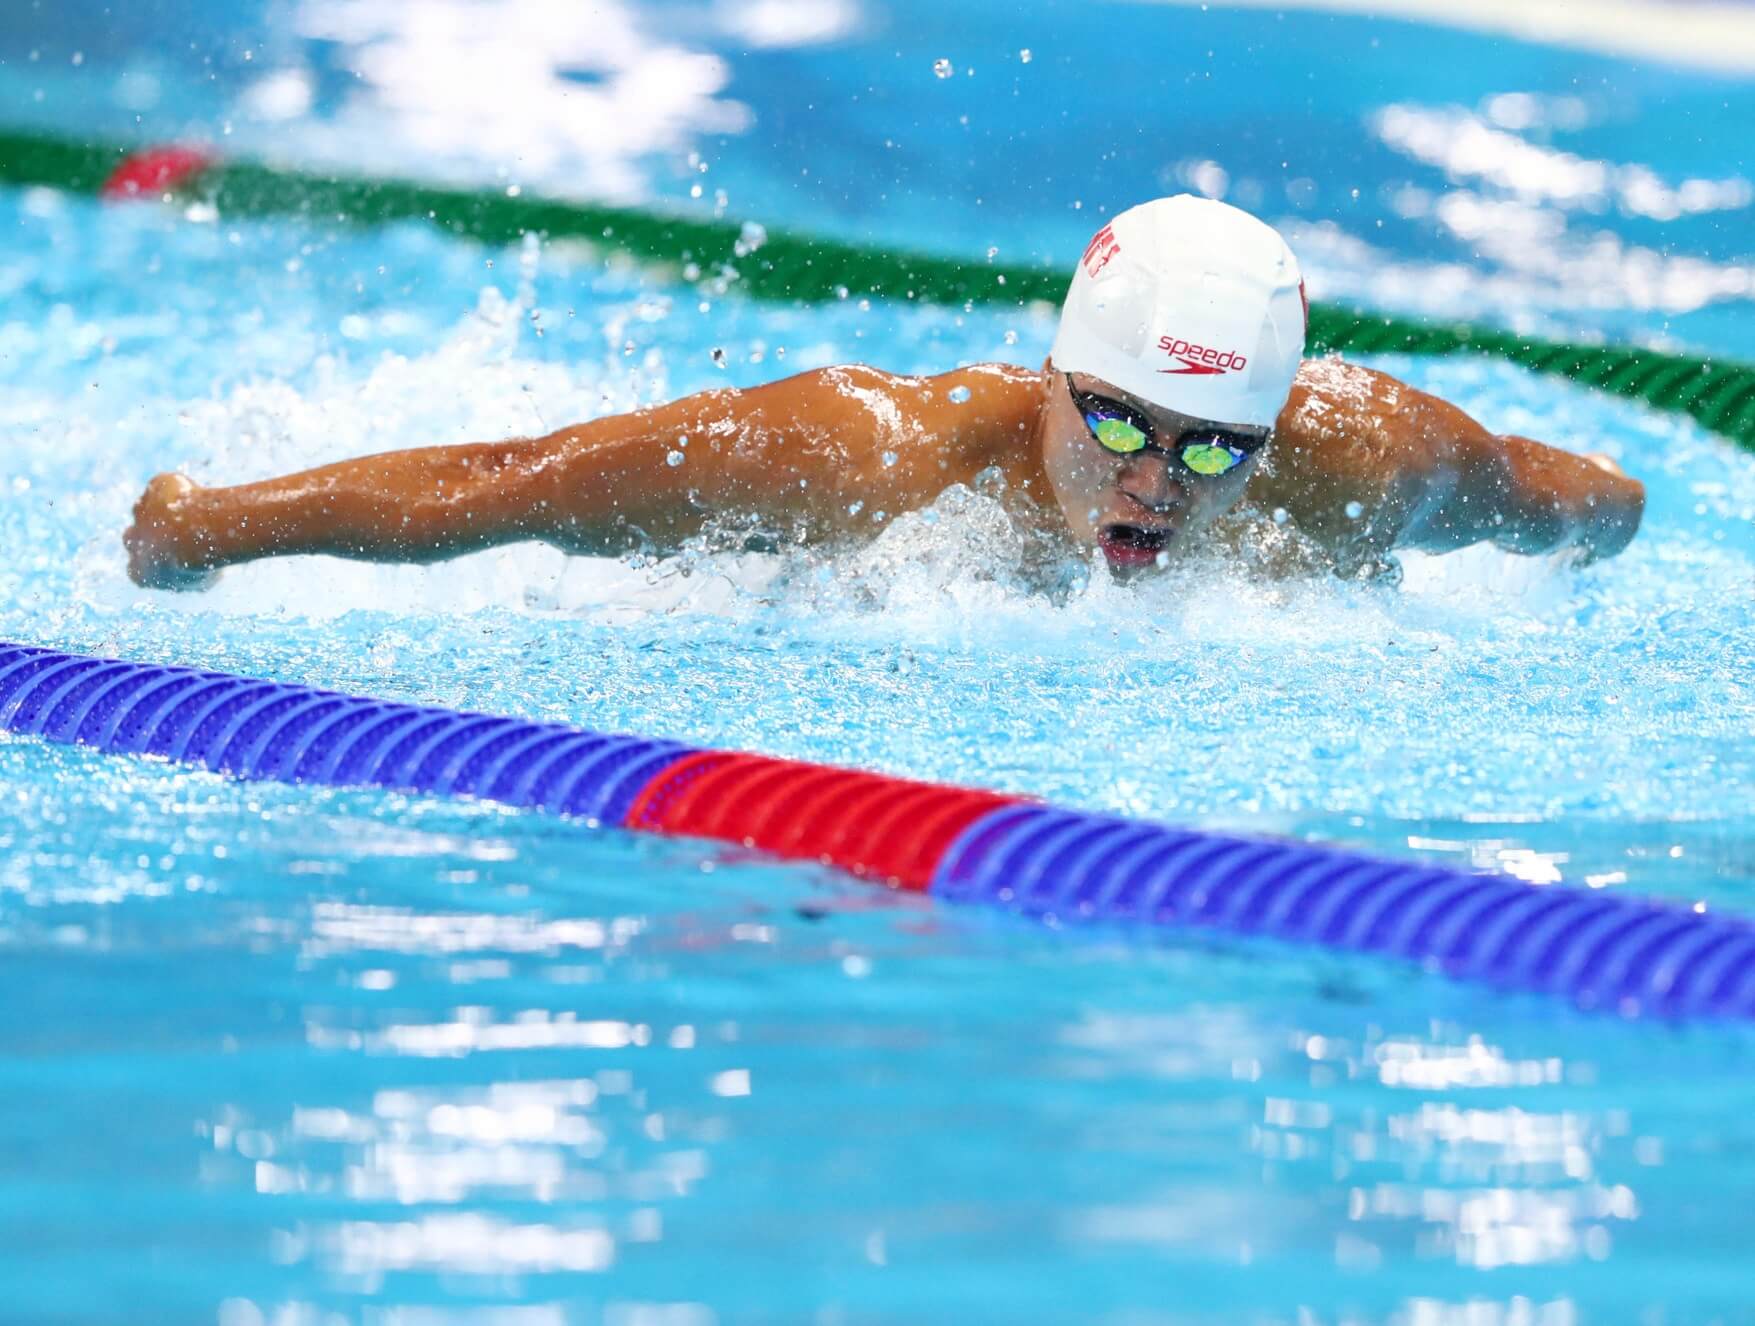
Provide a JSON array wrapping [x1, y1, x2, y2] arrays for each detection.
[[124, 196, 1643, 590]]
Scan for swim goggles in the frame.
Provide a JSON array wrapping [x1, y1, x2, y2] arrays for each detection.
[[1067, 377, 1263, 477]]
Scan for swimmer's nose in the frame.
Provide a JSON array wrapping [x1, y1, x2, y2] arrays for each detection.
[[1118, 451, 1184, 514]]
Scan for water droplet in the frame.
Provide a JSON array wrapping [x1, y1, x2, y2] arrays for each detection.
[[948, 385, 972, 404], [1018, 48, 1032, 63], [872, 510, 887, 523], [734, 221, 768, 256], [848, 500, 865, 516], [676, 434, 689, 448], [1344, 500, 1364, 520], [880, 450, 898, 468], [1155, 550, 1171, 569], [710, 347, 727, 367], [666, 450, 686, 467], [933, 58, 954, 78], [1003, 330, 1018, 345], [1272, 507, 1289, 525]]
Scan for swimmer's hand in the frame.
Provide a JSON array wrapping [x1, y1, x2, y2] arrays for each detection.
[[125, 473, 220, 591]]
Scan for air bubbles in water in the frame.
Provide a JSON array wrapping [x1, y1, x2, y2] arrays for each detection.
[[1019, 49, 1033, 63], [666, 450, 686, 467], [1345, 500, 1364, 520], [933, 58, 954, 78], [1272, 507, 1289, 525], [949, 385, 972, 403], [881, 450, 898, 468]]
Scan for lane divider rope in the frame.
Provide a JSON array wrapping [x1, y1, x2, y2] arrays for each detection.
[[4, 639, 1751, 1021], [1, 129, 1752, 454]]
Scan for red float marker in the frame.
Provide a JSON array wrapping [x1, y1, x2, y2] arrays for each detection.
[[625, 750, 1023, 891], [101, 145, 215, 201]]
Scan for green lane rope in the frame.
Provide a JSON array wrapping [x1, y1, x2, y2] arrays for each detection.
[[4, 127, 1753, 452]]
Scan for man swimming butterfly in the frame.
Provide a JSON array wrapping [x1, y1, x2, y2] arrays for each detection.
[[125, 196, 1643, 590]]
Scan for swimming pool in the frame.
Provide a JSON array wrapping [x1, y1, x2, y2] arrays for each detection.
[[4, 2, 1755, 1321]]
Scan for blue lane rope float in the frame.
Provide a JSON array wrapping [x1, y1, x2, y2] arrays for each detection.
[[5, 640, 1753, 1020]]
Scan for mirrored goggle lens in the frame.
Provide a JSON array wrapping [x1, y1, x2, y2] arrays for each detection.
[[1178, 439, 1247, 476], [1087, 413, 1148, 453]]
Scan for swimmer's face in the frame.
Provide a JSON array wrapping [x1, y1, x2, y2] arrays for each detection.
[[1038, 369, 1270, 575]]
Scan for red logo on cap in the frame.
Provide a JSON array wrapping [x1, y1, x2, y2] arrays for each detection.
[[1082, 224, 1120, 277], [1157, 335, 1247, 376]]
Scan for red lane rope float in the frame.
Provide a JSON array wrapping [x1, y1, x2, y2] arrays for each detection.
[[623, 750, 1021, 890], [100, 145, 215, 201], [7, 640, 1755, 1019]]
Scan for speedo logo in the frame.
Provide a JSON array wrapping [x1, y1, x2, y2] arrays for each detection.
[[1157, 335, 1247, 376]]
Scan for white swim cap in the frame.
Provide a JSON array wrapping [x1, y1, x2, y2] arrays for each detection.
[[1050, 196, 1307, 429]]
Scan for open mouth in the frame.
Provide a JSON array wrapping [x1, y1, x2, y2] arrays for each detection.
[[1097, 523, 1171, 568]]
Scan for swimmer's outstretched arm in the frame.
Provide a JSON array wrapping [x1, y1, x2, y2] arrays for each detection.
[[1395, 414, 1645, 566], [1266, 362, 1645, 567], [124, 409, 757, 590], [124, 365, 1027, 589]]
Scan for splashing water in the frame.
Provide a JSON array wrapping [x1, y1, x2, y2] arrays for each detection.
[[4, 187, 1744, 848], [4, 150, 1755, 1325]]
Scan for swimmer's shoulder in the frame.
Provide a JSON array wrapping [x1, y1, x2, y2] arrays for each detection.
[[803, 360, 1039, 413], [1256, 355, 1452, 531], [718, 360, 1044, 498], [1277, 356, 1432, 470], [797, 359, 1040, 454], [1283, 356, 1410, 432], [904, 362, 1045, 487]]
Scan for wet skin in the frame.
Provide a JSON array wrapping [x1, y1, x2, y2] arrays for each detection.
[[124, 357, 1644, 590]]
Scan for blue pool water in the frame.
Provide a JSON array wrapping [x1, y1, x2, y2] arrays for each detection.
[[4, 2, 1755, 1321]]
